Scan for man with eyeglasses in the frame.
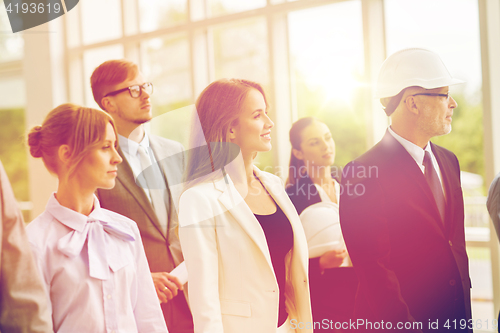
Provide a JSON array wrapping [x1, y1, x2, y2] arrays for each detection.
[[91, 59, 194, 333], [340, 48, 472, 332]]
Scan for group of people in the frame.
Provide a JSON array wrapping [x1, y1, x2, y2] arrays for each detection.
[[0, 47, 474, 333]]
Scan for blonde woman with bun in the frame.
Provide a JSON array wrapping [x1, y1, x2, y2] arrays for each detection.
[[26, 103, 167, 333]]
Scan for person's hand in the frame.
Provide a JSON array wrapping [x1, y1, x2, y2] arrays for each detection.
[[152, 272, 184, 303], [319, 249, 347, 272]]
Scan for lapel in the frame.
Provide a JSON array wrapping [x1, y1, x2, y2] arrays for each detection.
[[214, 172, 275, 272], [255, 167, 309, 277], [382, 132, 446, 237], [115, 147, 167, 240], [213, 166, 307, 277]]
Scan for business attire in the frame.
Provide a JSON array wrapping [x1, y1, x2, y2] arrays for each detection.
[[339, 128, 472, 333], [97, 133, 194, 333], [178, 166, 312, 333], [26, 194, 167, 333], [287, 174, 357, 332], [486, 173, 500, 330], [0, 161, 52, 333]]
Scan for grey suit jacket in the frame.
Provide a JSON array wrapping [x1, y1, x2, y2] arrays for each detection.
[[0, 161, 53, 333], [97, 134, 194, 333]]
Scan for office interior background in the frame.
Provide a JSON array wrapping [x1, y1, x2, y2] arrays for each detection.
[[1, 0, 499, 331]]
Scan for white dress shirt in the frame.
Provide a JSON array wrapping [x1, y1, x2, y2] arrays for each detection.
[[119, 133, 156, 203], [26, 194, 168, 333], [388, 126, 444, 191]]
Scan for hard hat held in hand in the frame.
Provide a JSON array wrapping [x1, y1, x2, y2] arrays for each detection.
[[375, 48, 464, 99]]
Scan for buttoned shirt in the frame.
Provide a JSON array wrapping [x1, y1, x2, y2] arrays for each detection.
[[119, 133, 157, 203], [388, 126, 444, 191], [26, 194, 168, 333]]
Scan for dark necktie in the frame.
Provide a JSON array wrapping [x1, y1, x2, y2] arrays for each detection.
[[423, 150, 446, 223]]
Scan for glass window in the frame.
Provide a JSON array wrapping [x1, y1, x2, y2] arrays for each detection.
[[288, 1, 366, 167], [207, 0, 266, 18], [0, 76, 25, 108], [81, 0, 122, 45], [139, 0, 187, 32], [83, 45, 124, 107], [0, 0, 24, 61], [0, 76, 28, 218], [141, 35, 192, 144], [212, 17, 269, 87]]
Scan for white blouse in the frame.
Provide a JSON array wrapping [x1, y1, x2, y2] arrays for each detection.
[[26, 193, 168, 333], [313, 180, 340, 205]]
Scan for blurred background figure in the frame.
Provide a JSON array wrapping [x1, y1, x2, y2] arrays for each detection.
[[26, 104, 167, 333], [286, 117, 357, 332], [178, 78, 312, 333], [486, 175, 500, 332], [0, 160, 52, 333]]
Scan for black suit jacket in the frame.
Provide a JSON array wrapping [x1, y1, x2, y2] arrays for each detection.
[[339, 131, 472, 333]]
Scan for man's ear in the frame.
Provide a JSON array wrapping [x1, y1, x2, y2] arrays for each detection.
[[101, 97, 115, 114], [404, 95, 420, 116], [57, 145, 72, 166], [292, 148, 304, 160]]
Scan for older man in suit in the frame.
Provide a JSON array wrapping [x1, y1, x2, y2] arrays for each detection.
[[340, 48, 472, 332], [91, 59, 193, 333], [0, 160, 52, 332]]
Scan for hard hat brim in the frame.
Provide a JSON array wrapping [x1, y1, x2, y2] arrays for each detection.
[[375, 77, 465, 99]]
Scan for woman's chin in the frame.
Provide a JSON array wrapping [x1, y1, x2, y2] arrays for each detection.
[[262, 143, 272, 152], [99, 180, 117, 190]]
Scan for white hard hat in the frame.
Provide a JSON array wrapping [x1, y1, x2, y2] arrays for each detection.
[[375, 48, 464, 99], [299, 202, 343, 258]]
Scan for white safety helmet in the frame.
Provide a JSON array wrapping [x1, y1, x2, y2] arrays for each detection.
[[375, 48, 464, 99]]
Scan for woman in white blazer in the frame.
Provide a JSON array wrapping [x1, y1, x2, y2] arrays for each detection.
[[178, 79, 313, 333]]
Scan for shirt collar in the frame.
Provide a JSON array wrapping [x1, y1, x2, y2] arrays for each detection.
[[118, 130, 150, 157], [388, 126, 433, 166], [45, 193, 118, 231], [46, 193, 136, 280]]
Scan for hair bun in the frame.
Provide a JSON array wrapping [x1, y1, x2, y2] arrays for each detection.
[[28, 125, 44, 158]]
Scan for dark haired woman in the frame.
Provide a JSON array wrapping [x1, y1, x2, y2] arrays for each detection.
[[26, 104, 167, 333], [286, 117, 357, 332], [178, 79, 312, 333]]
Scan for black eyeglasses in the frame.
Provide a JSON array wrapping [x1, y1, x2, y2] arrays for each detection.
[[411, 93, 449, 99], [104, 82, 154, 98]]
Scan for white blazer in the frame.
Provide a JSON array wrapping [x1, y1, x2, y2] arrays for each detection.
[[178, 166, 312, 333]]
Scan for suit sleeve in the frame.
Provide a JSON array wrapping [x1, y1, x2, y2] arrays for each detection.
[[339, 161, 422, 332], [0, 163, 53, 333], [178, 187, 223, 333], [487, 173, 500, 241]]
